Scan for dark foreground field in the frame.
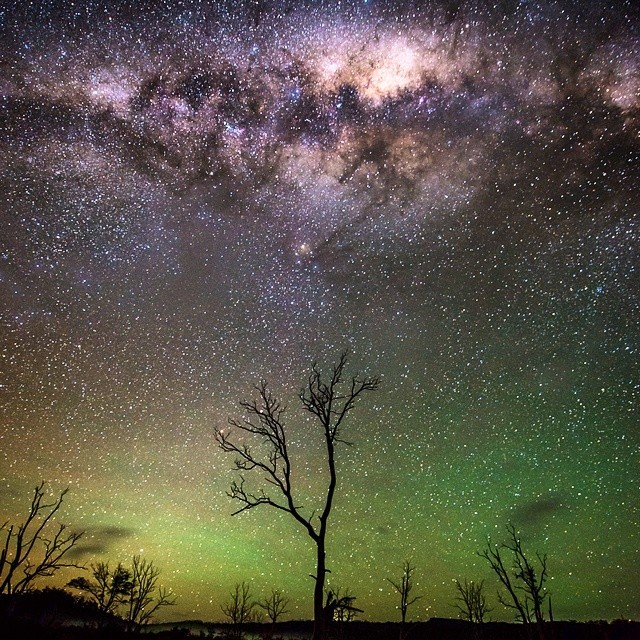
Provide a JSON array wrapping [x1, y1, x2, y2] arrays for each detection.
[[2, 592, 637, 640], [2, 618, 640, 640]]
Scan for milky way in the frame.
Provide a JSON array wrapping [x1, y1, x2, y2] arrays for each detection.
[[1, 0, 639, 624]]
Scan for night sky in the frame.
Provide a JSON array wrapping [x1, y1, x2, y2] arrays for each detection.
[[1, 0, 639, 625]]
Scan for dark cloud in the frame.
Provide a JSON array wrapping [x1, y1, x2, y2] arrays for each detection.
[[513, 496, 567, 528], [68, 525, 136, 560]]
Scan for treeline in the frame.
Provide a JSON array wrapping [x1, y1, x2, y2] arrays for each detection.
[[2, 592, 640, 640], [0, 587, 125, 636]]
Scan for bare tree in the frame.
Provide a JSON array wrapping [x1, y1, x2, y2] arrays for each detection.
[[221, 581, 256, 638], [123, 555, 176, 630], [454, 578, 491, 623], [387, 559, 422, 630], [478, 523, 549, 638], [257, 589, 289, 624], [215, 350, 379, 640], [68, 561, 132, 616], [1, 481, 84, 594], [68, 555, 175, 629], [324, 587, 363, 640], [324, 587, 363, 623]]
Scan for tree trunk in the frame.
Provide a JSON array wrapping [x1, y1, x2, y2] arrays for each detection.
[[312, 539, 327, 640]]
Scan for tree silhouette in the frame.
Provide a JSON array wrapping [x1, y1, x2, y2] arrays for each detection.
[[123, 555, 176, 631], [324, 586, 363, 623], [0, 481, 83, 595], [257, 588, 289, 624], [478, 522, 549, 638], [68, 556, 175, 629], [214, 350, 379, 640], [454, 577, 491, 624], [387, 560, 422, 639], [221, 581, 256, 638], [68, 561, 133, 617], [324, 587, 363, 640]]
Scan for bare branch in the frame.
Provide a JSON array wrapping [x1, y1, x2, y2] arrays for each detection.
[[214, 352, 378, 640], [1, 482, 84, 595], [125, 555, 176, 630], [454, 578, 491, 623], [388, 560, 422, 626], [257, 588, 290, 624], [221, 581, 256, 627], [69, 555, 175, 630], [478, 523, 549, 629]]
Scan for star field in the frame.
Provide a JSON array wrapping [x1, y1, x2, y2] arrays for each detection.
[[0, 0, 639, 625]]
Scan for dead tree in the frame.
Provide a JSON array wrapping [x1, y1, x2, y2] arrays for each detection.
[[68, 561, 133, 616], [325, 587, 363, 623], [387, 560, 422, 626], [214, 350, 379, 640], [123, 555, 176, 630], [221, 581, 256, 637], [1, 481, 84, 594], [478, 523, 549, 638], [324, 587, 363, 640], [454, 578, 491, 623], [257, 589, 289, 624], [68, 556, 175, 629]]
